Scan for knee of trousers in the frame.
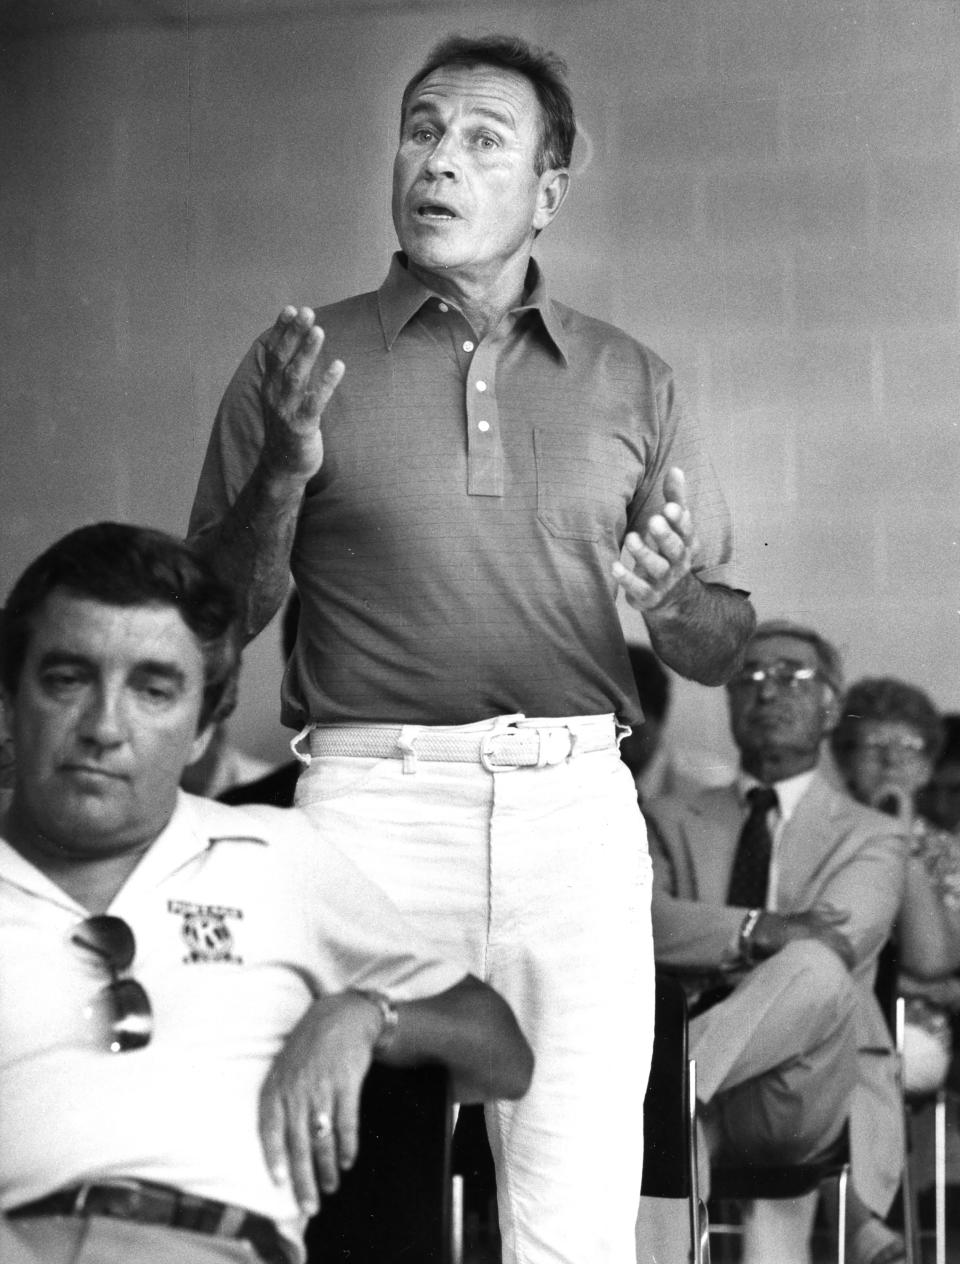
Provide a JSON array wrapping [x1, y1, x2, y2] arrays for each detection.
[[754, 938, 859, 1038], [743, 941, 859, 1159]]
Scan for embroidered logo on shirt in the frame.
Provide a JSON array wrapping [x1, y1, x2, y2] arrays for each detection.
[[168, 900, 243, 964]]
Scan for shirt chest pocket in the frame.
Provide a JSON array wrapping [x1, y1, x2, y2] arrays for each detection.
[[534, 427, 626, 543]]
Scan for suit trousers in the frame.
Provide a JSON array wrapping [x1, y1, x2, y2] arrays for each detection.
[[296, 721, 654, 1264], [691, 940, 859, 1180]]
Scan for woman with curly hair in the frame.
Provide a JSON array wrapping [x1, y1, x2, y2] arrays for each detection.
[[832, 677, 960, 1097]]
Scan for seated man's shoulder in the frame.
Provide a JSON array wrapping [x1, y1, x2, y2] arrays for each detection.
[[814, 774, 901, 829], [186, 792, 318, 851], [646, 782, 733, 828]]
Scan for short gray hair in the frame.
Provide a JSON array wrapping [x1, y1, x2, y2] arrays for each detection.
[[745, 618, 844, 697]]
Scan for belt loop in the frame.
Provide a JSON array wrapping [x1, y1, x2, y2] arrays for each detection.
[[566, 726, 579, 762], [396, 725, 422, 774], [290, 724, 315, 767], [614, 720, 633, 748], [494, 712, 525, 732]]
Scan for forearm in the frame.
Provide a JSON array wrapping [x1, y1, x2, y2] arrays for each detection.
[[643, 576, 756, 685], [382, 977, 534, 1104], [190, 460, 308, 644], [897, 860, 960, 978]]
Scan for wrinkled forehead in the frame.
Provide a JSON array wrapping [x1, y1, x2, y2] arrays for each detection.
[[404, 63, 541, 132], [743, 634, 822, 671]]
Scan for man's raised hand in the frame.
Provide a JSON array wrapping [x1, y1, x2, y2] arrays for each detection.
[[261, 306, 345, 483], [613, 466, 699, 612]]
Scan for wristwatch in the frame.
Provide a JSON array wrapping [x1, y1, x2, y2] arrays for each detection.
[[738, 908, 763, 963]]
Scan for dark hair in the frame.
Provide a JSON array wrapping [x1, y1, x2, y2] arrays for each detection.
[[626, 644, 670, 724], [831, 676, 944, 764], [742, 618, 845, 697], [400, 33, 576, 175], [0, 522, 241, 731]]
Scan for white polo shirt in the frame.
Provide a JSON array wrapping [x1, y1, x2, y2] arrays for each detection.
[[0, 793, 467, 1252]]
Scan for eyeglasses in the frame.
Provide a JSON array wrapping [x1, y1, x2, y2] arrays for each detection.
[[853, 734, 928, 760], [728, 662, 821, 693], [72, 914, 153, 1053]]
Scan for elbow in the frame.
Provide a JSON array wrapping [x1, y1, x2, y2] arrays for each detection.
[[503, 1034, 535, 1100], [483, 1016, 534, 1101]]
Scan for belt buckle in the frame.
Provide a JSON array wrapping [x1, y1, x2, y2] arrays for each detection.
[[480, 730, 519, 772]]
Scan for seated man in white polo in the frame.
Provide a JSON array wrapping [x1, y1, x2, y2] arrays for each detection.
[[0, 521, 532, 1264]]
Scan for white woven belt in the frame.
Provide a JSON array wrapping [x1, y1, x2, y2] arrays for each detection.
[[305, 720, 617, 771]]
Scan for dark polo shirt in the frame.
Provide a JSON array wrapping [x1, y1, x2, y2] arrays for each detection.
[[189, 254, 734, 728]]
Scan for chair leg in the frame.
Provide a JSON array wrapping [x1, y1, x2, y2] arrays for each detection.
[[902, 1104, 921, 1264], [837, 1162, 849, 1264], [896, 998, 922, 1264], [934, 1089, 947, 1264], [451, 1174, 463, 1264], [688, 1059, 710, 1264]]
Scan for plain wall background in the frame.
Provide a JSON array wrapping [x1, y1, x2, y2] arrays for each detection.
[[1, 0, 958, 770]]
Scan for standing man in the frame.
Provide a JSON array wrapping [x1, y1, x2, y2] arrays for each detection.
[[646, 621, 905, 1264], [189, 34, 754, 1263]]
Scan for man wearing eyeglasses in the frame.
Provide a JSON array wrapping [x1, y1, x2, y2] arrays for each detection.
[[0, 522, 533, 1264], [643, 619, 907, 1264]]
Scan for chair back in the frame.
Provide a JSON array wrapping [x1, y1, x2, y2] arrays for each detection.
[[305, 1062, 453, 1264]]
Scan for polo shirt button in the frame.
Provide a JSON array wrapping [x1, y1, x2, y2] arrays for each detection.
[[463, 341, 475, 352], [478, 420, 490, 432], [438, 302, 449, 312], [476, 381, 487, 392]]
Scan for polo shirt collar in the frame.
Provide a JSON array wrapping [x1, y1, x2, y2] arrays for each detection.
[[377, 252, 569, 363], [0, 835, 82, 912]]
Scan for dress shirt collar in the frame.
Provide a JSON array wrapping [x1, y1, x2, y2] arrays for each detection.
[[736, 766, 818, 825], [376, 251, 569, 363]]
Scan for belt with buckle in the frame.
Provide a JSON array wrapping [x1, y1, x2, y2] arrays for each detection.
[[8, 1180, 292, 1264], [306, 717, 617, 771]]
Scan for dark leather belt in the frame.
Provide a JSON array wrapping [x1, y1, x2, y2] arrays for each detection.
[[8, 1180, 292, 1264]]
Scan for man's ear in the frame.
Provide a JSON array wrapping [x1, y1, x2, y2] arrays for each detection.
[[820, 687, 841, 735], [189, 722, 217, 767], [533, 168, 570, 232]]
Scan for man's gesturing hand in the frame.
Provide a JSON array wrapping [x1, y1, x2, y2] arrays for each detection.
[[261, 306, 346, 483], [613, 467, 699, 611], [259, 991, 383, 1217]]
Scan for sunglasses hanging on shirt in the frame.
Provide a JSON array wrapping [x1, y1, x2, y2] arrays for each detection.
[[71, 914, 153, 1053]]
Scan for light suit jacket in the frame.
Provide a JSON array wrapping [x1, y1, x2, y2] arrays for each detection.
[[646, 769, 907, 1213]]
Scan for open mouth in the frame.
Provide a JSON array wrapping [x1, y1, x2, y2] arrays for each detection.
[[416, 204, 458, 221]]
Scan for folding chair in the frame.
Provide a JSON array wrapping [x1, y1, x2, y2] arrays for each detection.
[[895, 995, 949, 1264], [451, 1102, 498, 1261], [305, 1062, 454, 1264], [642, 972, 709, 1264], [707, 1120, 851, 1263]]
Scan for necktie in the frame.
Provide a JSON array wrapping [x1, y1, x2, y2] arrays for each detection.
[[726, 785, 778, 907]]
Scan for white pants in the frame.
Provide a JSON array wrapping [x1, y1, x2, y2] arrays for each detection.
[[295, 715, 654, 1264]]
